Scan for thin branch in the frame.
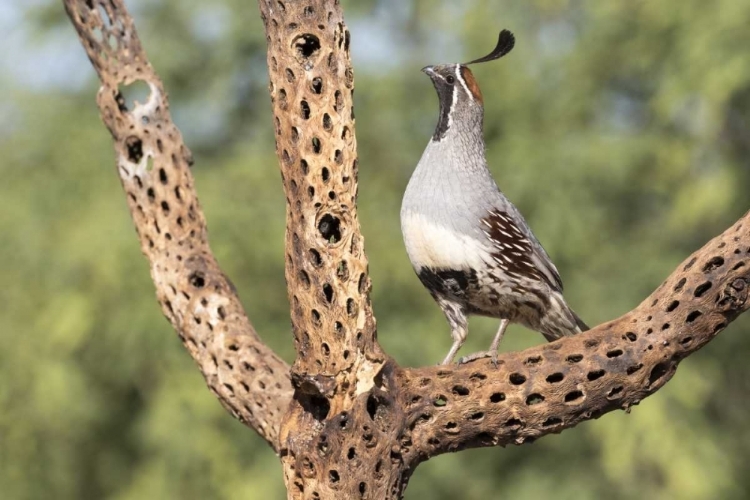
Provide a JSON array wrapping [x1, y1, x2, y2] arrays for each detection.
[[399, 212, 750, 461], [62, 0, 293, 451]]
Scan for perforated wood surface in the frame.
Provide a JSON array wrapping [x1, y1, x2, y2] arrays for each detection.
[[62, 0, 293, 450]]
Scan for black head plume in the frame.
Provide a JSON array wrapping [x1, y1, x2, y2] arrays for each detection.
[[463, 29, 515, 65]]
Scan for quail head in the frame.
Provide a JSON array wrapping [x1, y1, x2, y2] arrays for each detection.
[[400, 30, 588, 365]]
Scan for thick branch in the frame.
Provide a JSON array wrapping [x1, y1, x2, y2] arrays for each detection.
[[258, 1, 402, 497], [259, 0, 381, 378], [399, 212, 750, 461], [62, 0, 293, 451]]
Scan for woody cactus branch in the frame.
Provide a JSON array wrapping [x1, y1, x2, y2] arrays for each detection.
[[62, 0, 293, 451], [64, 0, 750, 498]]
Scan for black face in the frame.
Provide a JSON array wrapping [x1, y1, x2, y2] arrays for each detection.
[[423, 64, 459, 141], [422, 64, 481, 141]]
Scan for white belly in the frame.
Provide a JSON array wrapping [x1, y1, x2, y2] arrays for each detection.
[[401, 212, 489, 272]]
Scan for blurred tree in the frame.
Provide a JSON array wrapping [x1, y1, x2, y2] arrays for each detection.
[[1, 0, 750, 499]]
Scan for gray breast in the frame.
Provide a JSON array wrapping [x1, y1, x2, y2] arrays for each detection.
[[401, 134, 502, 238]]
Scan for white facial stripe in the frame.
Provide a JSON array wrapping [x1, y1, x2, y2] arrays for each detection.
[[455, 65, 474, 102]]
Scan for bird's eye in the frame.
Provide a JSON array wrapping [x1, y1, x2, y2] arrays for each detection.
[[446, 75, 456, 84]]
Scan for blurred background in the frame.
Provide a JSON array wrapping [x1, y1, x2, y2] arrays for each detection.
[[2, 0, 750, 498]]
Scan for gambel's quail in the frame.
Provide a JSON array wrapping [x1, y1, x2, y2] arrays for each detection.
[[401, 30, 588, 365]]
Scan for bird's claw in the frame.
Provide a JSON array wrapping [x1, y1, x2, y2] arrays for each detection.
[[457, 350, 501, 367]]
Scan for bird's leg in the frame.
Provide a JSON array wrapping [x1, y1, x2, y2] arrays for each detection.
[[442, 330, 466, 365], [458, 319, 509, 366], [439, 301, 468, 365], [487, 318, 510, 363]]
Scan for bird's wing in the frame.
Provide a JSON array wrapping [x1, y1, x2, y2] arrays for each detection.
[[480, 208, 564, 292]]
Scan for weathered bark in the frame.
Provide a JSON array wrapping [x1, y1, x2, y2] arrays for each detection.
[[61, 0, 293, 450], [63, 1, 750, 499]]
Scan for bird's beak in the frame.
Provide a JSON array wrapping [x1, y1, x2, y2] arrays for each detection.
[[421, 66, 435, 77]]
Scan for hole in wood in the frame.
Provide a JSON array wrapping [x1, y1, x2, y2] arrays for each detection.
[[329, 470, 340, 484], [694, 281, 712, 297], [346, 298, 357, 317], [543, 417, 562, 427], [318, 214, 341, 243], [125, 135, 143, 163], [298, 393, 330, 421], [116, 80, 151, 112], [337, 261, 349, 281], [607, 386, 623, 399], [490, 392, 505, 403], [686, 310, 702, 323], [293, 33, 321, 58], [703, 256, 725, 272], [564, 390, 584, 403], [505, 418, 523, 428], [311, 77, 323, 94], [525, 355, 543, 365], [626, 363, 643, 375], [452, 385, 469, 396], [309, 248, 322, 267], [189, 271, 205, 288], [526, 394, 545, 405], [648, 362, 669, 387]]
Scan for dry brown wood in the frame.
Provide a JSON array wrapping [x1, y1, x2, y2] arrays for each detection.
[[62, 0, 750, 498], [61, 0, 293, 451]]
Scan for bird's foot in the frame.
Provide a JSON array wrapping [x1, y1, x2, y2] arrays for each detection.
[[457, 350, 501, 368]]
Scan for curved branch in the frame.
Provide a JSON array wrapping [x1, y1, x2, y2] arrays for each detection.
[[399, 212, 750, 461], [62, 0, 293, 451]]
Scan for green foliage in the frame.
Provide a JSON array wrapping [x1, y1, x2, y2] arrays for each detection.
[[2, 0, 750, 498]]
